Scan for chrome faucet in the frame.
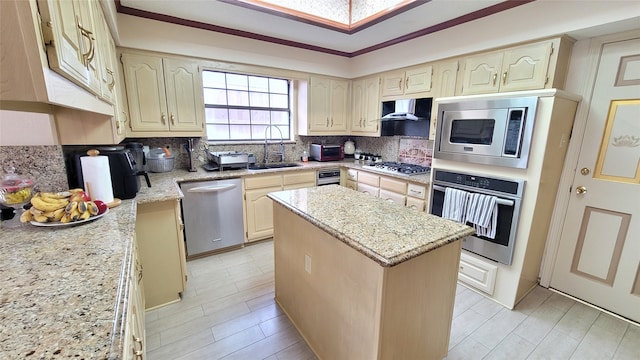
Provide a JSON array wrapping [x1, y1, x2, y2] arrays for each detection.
[[264, 125, 285, 163]]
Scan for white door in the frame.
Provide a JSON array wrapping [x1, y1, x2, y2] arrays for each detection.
[[550, 38, 640, 323]]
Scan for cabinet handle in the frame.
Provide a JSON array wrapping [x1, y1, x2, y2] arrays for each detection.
[[132, 335, 144, 359], [326, 118, 329, 127], [502, 72, 507, 85], [331, 118, 333, 127], [170, 113, 175, 125], [405, 77, 409, 89], [161, 113, 167, 124], [77, 18, 95, 68], [398, 79, 402, 89], [106, 68, 115, 91], [492, 73, 497, 86]]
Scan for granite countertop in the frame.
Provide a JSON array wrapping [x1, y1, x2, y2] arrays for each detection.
[[0, 160, 430, 358], [269, 185, 474, 267]]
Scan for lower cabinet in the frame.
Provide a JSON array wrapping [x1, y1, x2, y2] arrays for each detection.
[[135, 199, 187, 309], [342, 168, 429, 211], [123, 239, 145, 359], [458, 252, 498, 295], [244, 171, 315, 242]]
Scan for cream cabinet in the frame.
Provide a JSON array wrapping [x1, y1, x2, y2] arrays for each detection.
[[342, 168, 429, 211], [122, 52, 205, 137], [351, 76, 381, 136], [135, 199, 187, 309], [303, 76, 350, 134], [381, 65, 433, 99], [429, 60, 459, 140], [458, 252, 498, 295], [460, 37, 573, 95], [37, 0, 102, 95], [93, 2, 116, 104], [123, 240, 146, 360], [244, 171, 316, 242]]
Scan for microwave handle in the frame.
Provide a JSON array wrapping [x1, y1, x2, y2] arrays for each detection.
[[432, 184, 514, 207]]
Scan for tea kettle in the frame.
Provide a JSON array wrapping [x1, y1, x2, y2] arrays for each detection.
[[344, 139, 355, 156]]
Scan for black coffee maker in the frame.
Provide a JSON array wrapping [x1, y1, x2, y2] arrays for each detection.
[[125, 142, 151, 188]]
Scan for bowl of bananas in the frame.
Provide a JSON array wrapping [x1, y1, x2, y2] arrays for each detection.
[[0, 166, 35, 207]]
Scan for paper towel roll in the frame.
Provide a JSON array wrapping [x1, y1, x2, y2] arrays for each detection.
[[80, 155, 114, 204]]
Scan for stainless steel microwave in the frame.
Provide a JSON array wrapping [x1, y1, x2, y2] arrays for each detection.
[[434, 96, 538, 168]]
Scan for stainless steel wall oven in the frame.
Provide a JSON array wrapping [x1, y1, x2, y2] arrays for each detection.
[[429, 169, 525, 265]]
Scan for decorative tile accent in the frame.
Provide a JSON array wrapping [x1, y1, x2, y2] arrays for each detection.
[[398, 138, 433, 166]]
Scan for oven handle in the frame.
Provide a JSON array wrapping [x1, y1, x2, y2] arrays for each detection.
[[432, 184, 515, 207]]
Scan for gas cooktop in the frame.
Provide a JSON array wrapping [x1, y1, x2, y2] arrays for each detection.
[[364, 162, 431, 176]]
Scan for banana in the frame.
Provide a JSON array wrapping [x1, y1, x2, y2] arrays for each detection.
[[40, 191, 71, 200], [79, 210, 91, 220], [31, 196, 68, 212], [32, 214, 48, 223], [65, 201, 78, 215], [51, 208, 65, 222], [68, 188, 84, 193], [20, 210, 33, 223], [30, 206, 44, 216], [70, 208, 81, 221], [86, 201, 99, 216], [60, 213, 72, 224], [77, 201, 87, 214]]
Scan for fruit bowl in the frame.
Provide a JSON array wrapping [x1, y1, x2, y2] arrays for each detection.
[[0, 167, 35, 207]]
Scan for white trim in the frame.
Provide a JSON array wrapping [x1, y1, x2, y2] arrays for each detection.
[[539, 28, 640, 287]]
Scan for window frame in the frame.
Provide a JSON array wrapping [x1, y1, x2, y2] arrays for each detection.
[[202, 70, 295, 143]]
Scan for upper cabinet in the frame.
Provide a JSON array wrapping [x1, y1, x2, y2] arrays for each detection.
[[429, 60, 459, 140], [460, 37, 574, 95], [37, 0, 102, 95], [381, 65, 433, 99], [121, 52, 205, 137], [299, 76, 350, 135], [351, 76, 381, 136]]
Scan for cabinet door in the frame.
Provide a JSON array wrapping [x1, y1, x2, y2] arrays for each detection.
[[122, 53, 169, 132], [163, 58, 204, 132], [405, 66, 433, 94], [405, 197, 426, 212], [245, 187, 281, 241], [379, 189, 406, 205], [329, 79, 349, 131], [363, 77, 381, 133], [461, 52, 503, 95], [38, 0, 100, 94], [308, 77, 332, 131], [78, 0, 101, 94], [500, 41, 552, 92], [94, 2, 117, 103], [351, 79, 365, 132], [357, 182, 379, 197], [345, 179, 357, 190], [136, 200, 185, 309], [381, 71, 405, 97]]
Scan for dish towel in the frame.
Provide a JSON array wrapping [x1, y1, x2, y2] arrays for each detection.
[[465, 193, 498, 239], [442, 188, 469, 223]]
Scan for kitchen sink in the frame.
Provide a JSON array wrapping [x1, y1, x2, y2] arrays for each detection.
[[248, 163, 302, 170]]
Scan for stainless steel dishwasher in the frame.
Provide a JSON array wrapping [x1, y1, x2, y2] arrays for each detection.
[[181, 178, 243, 257]]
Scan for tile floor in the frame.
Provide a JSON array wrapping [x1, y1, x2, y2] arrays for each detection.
[[145, 240, 640, 360]]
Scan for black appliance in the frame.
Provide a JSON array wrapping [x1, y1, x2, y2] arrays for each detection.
[[124, 142, 151, 187], [380, 97, 432, 137], [69, 147, 141, 200]]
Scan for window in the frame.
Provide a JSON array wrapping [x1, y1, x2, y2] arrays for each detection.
[[203, 71, 291, 142]]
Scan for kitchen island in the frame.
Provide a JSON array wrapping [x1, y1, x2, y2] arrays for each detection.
[[268, 185, 474, 360]]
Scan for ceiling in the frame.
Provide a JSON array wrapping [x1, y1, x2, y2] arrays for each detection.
[[117, 0, 520, 56]]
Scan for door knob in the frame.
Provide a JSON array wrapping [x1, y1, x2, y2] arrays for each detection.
[[580, 167, 590, 176], [575, 186, 587, 195]]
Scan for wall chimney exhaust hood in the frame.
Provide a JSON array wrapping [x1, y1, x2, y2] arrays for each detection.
[[380, 97, 432, 137]]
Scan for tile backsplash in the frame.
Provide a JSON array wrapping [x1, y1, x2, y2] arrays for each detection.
[[1, 136, 431, 191]]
